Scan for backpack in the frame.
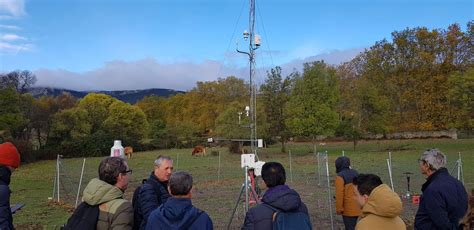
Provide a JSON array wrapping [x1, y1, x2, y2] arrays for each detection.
[[263, 204, 312, 230], [62, 202, 99, 230]]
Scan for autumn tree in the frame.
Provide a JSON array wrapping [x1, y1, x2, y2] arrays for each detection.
[[348, 22, 473, 132], [136, 95, 168, 147]]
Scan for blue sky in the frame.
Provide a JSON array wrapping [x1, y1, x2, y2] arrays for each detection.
[[0, 0, 472, 90]]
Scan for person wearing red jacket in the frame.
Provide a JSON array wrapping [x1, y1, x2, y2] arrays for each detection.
[[0, 142, 21, 230]]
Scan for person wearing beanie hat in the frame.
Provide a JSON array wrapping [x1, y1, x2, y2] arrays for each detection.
[[0, 142, 20, 230], [335, 156, 361, 230]]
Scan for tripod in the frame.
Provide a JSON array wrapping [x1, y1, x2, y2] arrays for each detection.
[[403, 172, 413, 198], [227, 167, 261, 229], [450, 154, 464, 184]]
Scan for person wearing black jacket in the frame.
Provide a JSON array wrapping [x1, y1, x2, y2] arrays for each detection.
[[242, 162, 310, 230], [0, 142, 20, 230], [414, 149, 468, 229], [136, 155, 173, 229]]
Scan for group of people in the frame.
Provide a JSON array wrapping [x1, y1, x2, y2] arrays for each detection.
[[71, 155, 213, 230], [0, 140, 469, 230], [335, 149, 468, 230]]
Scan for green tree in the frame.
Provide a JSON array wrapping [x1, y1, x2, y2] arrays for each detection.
[[447, 67, 474, 131], [286, 61, 339, 152], [31, 93, 77, 148], [78, 93, 117, 133], [0, 88, 27, 139], [50, 107, 91, 143], [260, 66, 293, 152], [215, 101, 250, 139], [103, 101, 149, 146]]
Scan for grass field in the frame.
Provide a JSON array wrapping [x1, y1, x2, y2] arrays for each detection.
[[10, 138, 473, 229]]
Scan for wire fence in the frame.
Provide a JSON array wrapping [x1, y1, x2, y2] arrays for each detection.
[[52, 147, 472, 229]]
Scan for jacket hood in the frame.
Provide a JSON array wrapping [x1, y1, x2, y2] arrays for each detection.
[[153, 197, 200, 228], [82, 178, 124, 205], [262, 185, 303, 212], [362, 184, 402, 218], [335, 157, 350, 173]]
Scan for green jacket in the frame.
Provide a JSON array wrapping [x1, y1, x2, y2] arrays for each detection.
[[83, 178, 133, 230]]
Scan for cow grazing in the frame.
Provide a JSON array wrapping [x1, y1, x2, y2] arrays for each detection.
[[124, 146, 133, 159], [192, 145, 206, 156]]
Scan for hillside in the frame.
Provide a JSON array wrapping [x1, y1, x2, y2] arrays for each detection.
[[28, 87, 184, 104]]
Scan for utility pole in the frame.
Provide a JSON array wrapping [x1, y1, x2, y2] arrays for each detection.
[[237, 0, 260, 157]]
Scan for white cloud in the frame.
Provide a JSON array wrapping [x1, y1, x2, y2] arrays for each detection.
[[0, 15, 14, 20], [0, 24, 21, 30], [0, 41, 32, 53], [289, 41, 324, 60], [1, 33, 26, 41], [0, 0, 25, 18], [0, 1, 30, 55], [280, 48, 365, 76], [33, 48, 365, 91], [34, 58, 248, 91]]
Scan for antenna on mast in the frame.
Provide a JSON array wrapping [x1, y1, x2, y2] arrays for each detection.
[[237, 0, 261, 158]]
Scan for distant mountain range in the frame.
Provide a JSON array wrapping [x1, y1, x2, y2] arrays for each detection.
[[28, 87, 185, 104]]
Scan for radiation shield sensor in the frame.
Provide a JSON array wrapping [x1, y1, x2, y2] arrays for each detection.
[[241, 154, 265, 176], [241, 154, 255, 168]]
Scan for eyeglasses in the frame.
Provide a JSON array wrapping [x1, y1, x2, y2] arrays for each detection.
[[122, 169, 133, 175]]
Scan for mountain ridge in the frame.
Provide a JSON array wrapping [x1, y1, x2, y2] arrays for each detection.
[[28, 87, 185, 104]]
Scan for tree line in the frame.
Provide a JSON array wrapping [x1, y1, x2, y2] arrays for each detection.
[[0, 22, 472, 160]]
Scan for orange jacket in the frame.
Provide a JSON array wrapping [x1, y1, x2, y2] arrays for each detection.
[[335, 175, 362, 217]]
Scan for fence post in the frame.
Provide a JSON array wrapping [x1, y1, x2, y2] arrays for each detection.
[[289, 150, 293, 183], [387, 159, 394, 191], [56, 155, 60, 202], [325, 154, 334, 230], [218, 151, 221, 182], [75, 158, 86, 208], [317, 152, 321, 186], [176, 152, 179, 170]]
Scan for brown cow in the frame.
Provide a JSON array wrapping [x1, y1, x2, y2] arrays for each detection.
[[192, 145, 206, 156], [124, 146, 133, 159]]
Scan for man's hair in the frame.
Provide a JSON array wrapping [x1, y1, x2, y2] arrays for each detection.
[[352, 174, 383, 196], [98, 157, 127, 185], [261, 162, 286, 188], [419, 148, 446, 171], [168, 171, 193, 195], [154, 155, 173, 167]]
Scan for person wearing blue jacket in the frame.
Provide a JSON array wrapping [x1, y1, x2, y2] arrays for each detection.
[[242, 162, 310, 230], [145, 171, 213, 230], [414, 149, 468, 230]]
